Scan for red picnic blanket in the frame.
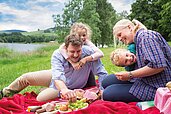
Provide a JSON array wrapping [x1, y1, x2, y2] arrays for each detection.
[[0, 91, 160, 114]]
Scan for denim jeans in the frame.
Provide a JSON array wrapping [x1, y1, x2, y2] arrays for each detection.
[[102, 74, 141, 103]]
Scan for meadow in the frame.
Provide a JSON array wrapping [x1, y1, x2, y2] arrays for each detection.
[[0, 42, 124, 94], [1, 41, 171, 95]]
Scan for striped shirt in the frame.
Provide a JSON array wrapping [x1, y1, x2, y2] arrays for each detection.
[[129, 29, 171, 101], [50, 45, 108, 90]]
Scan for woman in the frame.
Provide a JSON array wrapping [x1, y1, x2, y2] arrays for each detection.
[[102, 19, 171, 102]]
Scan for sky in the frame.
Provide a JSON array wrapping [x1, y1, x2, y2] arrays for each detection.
[[0, 0, 135, 32]]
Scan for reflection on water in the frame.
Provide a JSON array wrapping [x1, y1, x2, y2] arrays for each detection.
[[0, 43, 46, 52]]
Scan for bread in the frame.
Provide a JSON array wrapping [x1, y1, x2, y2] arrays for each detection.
[[166, 81, 171, 90]]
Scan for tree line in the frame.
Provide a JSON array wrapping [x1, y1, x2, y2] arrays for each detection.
[[0, 32, 57, 43], [1, 0, 170, 45], [53, 0, 171, 47]]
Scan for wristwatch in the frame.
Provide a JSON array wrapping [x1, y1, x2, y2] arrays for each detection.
[[128, 71, 133, 79]]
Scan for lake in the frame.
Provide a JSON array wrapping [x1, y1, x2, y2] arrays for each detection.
[[0, 43, 46, 52]]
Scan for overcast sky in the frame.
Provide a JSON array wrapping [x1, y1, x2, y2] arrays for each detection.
[[0, 0, 135, 32]]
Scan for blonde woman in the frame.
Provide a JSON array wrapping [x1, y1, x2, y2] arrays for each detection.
[[102, 19, 171, 102]]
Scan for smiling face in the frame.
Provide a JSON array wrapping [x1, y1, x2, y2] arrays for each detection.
[[113, 19, 136, 45], [118, 50, 136, 66], [64, 34, 83, 63], [70, 22, 92, 43], [77, 28, 88, 43], [66, 44, 82, 63], [115, 26, 134, 45], [111, 49, 136, 66]]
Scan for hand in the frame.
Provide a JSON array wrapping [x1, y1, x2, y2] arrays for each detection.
[[78, 58, 87, 68], [115, 71, 130, 81], [60, 89, 77, 102], [71, 62, 80, 70]]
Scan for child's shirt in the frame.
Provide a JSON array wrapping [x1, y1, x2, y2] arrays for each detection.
[[125, 43, 136, 71]]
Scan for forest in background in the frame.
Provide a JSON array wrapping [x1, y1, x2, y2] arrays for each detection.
[[53, 0, 171, 47], [0, 0, 170, 46]]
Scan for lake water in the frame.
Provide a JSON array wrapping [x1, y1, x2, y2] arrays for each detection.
[[0, 43, 46, 52]]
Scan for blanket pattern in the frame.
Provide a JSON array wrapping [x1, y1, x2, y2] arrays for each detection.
[[0, 92, 159, 114]]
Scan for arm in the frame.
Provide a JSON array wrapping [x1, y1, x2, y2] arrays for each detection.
[[85, 40, 104, 60], [116, 31, 167, 81], [115, 66, 165, 81], [54, 80, 77, 102], [76, 40, 104, 69], [51, 50, 76, 102]]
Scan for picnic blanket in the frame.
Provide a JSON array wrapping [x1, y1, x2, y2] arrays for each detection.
[[0, 91, 160, 114]]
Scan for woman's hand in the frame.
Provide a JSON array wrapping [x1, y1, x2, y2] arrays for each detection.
[[60, 89, 77, 102], [115, 71, 130, 81]]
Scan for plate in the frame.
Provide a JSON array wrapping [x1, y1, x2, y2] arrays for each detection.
[[59, 103, 88, 114], [55, 100, 89, 113]]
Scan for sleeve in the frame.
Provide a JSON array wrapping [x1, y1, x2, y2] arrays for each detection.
[[127, 43, 136, 54], [51, 49, 66, 83], [85, 40, 104, 60], [141, 33, 167, 68], [58, 43, 68, 59], [91, 59, 108, 90]]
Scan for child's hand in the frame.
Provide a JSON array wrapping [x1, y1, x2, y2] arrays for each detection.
[[71, 62, 80, 70], [79, 58, 87, 68]]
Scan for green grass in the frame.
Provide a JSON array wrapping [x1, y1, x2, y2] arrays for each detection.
[[0, 44, 124, 94], [1, 42, 170, 95], [22, 30, 58, 37], [0, 42, 59, 94]]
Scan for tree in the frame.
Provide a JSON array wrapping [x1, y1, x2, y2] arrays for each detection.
[[157, 1, 171, 41], [129, 0, 171, 41], [96, 0, 117, 47], [79, 0, 101, 46], [62, 0, 83, 27]]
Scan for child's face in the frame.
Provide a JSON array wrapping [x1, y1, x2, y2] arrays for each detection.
[[118, 50, 136, 66], [77, 28, 88, 42]]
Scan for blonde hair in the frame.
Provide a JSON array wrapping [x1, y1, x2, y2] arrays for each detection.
[[132, 19, 147, 33], [113, 19, 147, 37], [70, 22, 92, 40], [110, 48, 128, 66]]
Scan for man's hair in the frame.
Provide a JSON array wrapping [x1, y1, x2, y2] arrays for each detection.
[[110, 48, 128, 67], [65, 34, 83, 48]]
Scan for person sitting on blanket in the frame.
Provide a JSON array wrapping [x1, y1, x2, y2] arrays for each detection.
[[111, 19, 146, 72], [0, 34, 108, 102], [102, 19, 171, 103]]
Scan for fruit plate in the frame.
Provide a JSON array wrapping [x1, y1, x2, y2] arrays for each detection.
[[55, 100, 89, 114], [58, 103, 88, 114]]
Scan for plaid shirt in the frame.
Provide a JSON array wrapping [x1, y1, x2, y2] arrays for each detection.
[[129, 29, 171, 101]]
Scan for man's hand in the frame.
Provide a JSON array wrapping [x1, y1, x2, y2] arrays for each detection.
[[60, 88, 77, 102], [115, 71, 130, 81]]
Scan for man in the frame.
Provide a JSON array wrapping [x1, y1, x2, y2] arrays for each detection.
[[1, 34, 108, 102]]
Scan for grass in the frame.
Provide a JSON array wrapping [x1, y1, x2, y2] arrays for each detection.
[[0, 43, 124, 94], [1, 41, 170, 95], [22, 30, 58, 37], [0, 42, 58, 94]]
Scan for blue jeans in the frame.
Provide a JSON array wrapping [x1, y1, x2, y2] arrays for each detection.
[[102, 74, 141, 103]]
